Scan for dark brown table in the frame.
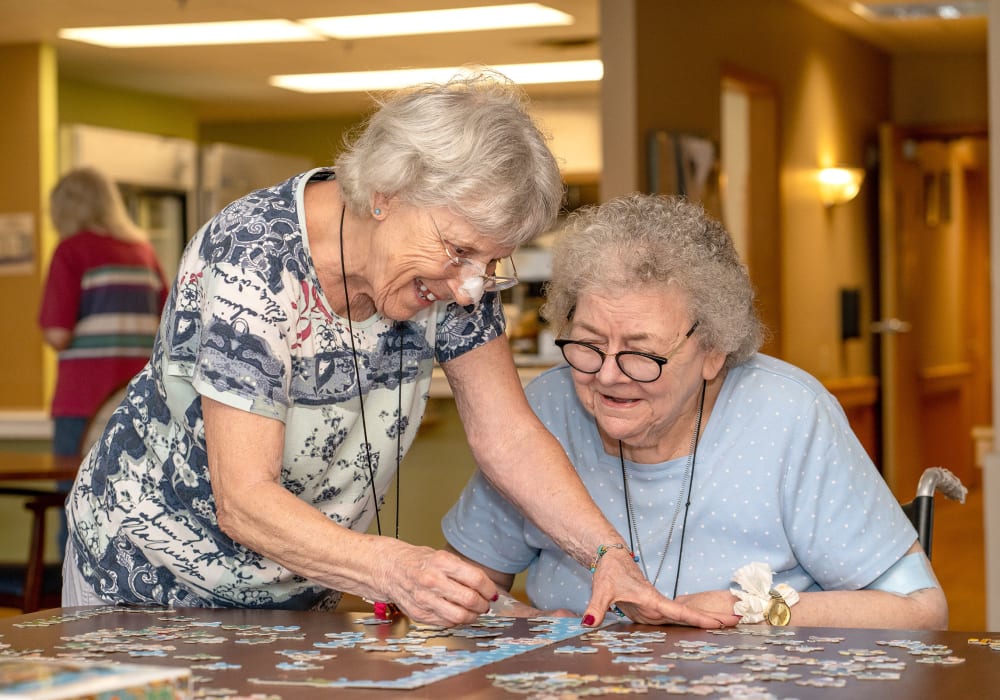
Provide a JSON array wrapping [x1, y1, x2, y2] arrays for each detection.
[[0, 451, 79, 483], [0, 606, 995, 698]]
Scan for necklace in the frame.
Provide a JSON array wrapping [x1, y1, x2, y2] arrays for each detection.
[[620, 378, 706, 597], [337, 205, 404, 538]]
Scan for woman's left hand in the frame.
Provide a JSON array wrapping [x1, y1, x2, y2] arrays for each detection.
[[671, 590, 742, 624], [582, 548, 740, 628]]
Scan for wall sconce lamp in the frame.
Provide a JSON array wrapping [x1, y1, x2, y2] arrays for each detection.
[[818, 167, 865, 207]]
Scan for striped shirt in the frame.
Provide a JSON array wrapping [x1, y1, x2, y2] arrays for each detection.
[[39, 230, 168, 417]]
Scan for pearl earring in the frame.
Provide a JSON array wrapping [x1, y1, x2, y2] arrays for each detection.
[[373, 208, 382, 216]]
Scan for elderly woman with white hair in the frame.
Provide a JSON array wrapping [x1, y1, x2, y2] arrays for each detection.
[[444, 192, 948, 629], [63, 72, 727, 630]]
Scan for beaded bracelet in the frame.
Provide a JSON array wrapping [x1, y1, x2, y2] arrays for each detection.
[[588, 543, 639, 573]]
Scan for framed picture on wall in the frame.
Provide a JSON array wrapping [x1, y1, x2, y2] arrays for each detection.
[[647, 130, 721, 219]]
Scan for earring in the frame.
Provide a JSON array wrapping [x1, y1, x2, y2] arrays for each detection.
[[373, 208, 382, 216]]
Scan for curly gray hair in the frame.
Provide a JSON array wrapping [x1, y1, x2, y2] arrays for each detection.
[[541, 193, 765, 368], [335, 70, 564, 247]]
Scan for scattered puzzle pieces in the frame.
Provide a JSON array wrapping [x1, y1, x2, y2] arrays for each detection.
[[0, 607, 982, 697]]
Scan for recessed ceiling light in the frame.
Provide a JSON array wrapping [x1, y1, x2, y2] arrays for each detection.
[[59, 20, 324, 47], [270, 60, 604, 94], [850, 1, 986, 21], [302, 3, 573, 39]]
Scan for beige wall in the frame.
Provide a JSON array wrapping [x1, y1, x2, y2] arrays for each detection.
[[198, 95, 603, 179], [603, 0, 889, 380], [892, 52, 988, 126]]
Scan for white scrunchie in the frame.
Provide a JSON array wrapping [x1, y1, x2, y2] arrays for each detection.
[[731, 562, 800, 624]]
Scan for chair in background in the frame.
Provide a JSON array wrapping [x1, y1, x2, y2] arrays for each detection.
[[0, 488, 66, 612], [0, 388, 126, 612], [900, 466, 968, 559]]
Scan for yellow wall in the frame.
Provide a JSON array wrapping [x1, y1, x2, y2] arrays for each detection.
[[198, 118, 356, 168], [0, 44, 57, 411], [59, 79, 199, 140]]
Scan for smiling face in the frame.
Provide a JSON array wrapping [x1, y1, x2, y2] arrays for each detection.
[[368, 202, 515, 321], [563, 287, 726, 462]]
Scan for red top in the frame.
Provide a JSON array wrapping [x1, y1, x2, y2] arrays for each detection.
[[39, 230, 169, 417]]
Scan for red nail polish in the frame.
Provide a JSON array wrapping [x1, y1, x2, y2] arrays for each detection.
[[582, 614, 595, 626], [491, 593, 499, 602]]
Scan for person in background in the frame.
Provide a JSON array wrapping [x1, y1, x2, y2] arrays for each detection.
[[39, 167, 169, 552], [62, 72, 731, 629], [444, 192, 948, 629]]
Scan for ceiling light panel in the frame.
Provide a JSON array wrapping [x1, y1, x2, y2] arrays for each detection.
[[59, 20, 324, 47], [302, 3, 574, 39], [270, 60, 603, 93]]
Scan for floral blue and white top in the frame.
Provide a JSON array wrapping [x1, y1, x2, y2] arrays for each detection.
[[66, 168, 504, 609]]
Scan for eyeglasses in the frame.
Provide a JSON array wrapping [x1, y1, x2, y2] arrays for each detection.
[[554, 321, 700, 383], [431, 216, 519, 293]]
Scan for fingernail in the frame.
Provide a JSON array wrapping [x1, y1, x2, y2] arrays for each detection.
[[582, 614, 595, 626], [491, 593, 499, 602]]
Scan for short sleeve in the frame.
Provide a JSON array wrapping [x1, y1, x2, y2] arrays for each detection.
[[164, 242, 296, 421], [442, 469, 539, 575], [161, 173, 328, 421], [39, 239, 83, 330], [434, 293, 506, 364], [776, 383, 917, 589]]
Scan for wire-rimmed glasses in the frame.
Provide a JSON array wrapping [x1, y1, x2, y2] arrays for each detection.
[[554, 321, 700, 383], [431, 216, 519, 293]]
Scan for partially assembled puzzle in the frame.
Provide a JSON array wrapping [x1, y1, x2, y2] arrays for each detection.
[[0, 606, 993, 699]]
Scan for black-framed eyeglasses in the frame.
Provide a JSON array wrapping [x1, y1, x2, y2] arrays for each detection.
[[554, 321, 700, 383], [431, 216, 519, 292]]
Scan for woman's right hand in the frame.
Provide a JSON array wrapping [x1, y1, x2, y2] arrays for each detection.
[[375, 541, 500, 626]]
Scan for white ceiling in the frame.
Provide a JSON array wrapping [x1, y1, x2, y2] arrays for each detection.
[[0, 0, 986, 122]]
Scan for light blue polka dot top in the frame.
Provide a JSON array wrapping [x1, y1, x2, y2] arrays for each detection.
[[442, 354, 917, 614]]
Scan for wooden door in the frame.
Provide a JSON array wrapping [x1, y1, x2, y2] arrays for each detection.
[[877, 125, 990, 498]]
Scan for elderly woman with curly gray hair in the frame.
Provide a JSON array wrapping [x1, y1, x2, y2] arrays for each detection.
[[61, 72, 726, 630], [444, 192, 948, 629]]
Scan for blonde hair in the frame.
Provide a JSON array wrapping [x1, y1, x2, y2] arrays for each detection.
[[335, 69, 564, 246], [49, 167, 147, 242]]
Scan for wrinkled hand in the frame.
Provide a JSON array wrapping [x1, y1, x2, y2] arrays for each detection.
[[582, 548, 739, 629], [673, 589, 742, 624], [378, 542, 498, 626]]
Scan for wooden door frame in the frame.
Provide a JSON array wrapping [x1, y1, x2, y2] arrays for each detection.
[[878, 123, 989, 496], [721, 70, 781, 355]]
